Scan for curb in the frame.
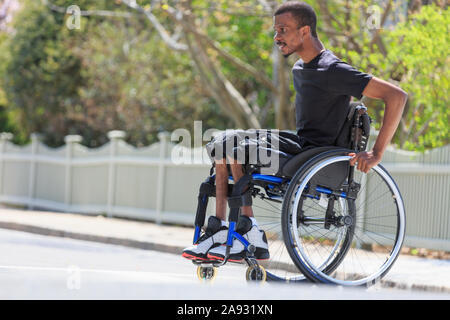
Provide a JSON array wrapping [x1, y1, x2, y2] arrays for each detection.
[[0, 221, 184, 255], [380, 278, 450, 295]]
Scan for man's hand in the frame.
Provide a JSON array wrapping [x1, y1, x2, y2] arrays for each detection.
[[348, 151, 381, 173]]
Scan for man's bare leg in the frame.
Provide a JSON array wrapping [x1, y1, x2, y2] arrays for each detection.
[[214, 159, 228, 221], [215, 157, 253, 220]]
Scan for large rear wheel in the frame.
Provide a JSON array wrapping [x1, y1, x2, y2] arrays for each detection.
[[282, 152, 406, 286]]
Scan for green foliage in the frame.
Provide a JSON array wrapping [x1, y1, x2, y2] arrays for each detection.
[[0, 0, 447, 151], [0, 32, 21, 142], [384, 5, 449, 150], [0, 0, 230, 147], [306, 1, 449, 151], [203, 4, 275, 126], [75, 17, 229, 147], [2, 0, 84, 146]]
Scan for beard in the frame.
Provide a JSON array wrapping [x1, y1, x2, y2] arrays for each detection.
[[276, 41, 302, 58]]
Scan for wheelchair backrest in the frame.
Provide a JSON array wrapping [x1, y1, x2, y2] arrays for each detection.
[[334, 101, 372, 152]]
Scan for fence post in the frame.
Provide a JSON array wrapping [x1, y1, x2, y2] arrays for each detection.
[[64, 135, 83, 212], [0, 133, 13, 199], [106, 130, 126, 218], [156, 131, 170, 224], [27, 133, 42, 210]]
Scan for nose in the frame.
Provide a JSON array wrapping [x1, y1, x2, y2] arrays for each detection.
[[273, 31, 279, 40], [273, 31, 282, 42]]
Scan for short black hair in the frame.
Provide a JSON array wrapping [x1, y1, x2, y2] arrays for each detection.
[[274, 1, 318, 38]]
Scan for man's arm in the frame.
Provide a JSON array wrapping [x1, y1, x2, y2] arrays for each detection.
[[349, 77, 408, 173]]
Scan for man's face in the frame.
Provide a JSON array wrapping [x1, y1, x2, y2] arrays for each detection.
[[273, 12, 304, 57]]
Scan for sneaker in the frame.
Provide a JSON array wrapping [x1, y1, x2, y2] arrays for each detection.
[[207, 216, 270, 262], [182, 216, 228, 262]]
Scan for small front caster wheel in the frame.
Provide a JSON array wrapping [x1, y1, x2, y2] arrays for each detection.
[[245, 265, 267, 282], [196, 266, 217, 281]]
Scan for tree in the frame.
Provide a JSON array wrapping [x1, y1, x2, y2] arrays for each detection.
[[2, 0, 447, 150], [385, 5, 449, 150], [73, 15, 231, 147], [114, 0, 291, 130], [77, 0, 449, 149], [2, 0, 233, 146], [1, 0, 84, 146]]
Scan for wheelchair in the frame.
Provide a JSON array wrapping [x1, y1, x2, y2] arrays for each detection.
[[191, 102, 406, 287]]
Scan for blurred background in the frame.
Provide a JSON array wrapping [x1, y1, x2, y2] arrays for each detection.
[[0, 1, 448, 299], [0, 0, 447, 150]]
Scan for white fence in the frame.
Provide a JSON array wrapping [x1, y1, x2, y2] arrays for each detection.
[[0, 130, 449, 251]]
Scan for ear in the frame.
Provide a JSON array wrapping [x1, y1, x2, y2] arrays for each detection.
[[301, 25, 311, 38]]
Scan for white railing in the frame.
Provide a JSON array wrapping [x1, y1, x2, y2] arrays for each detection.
[[0, 130, 449, 251]]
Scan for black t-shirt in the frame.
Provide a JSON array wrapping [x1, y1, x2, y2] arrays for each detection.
[[293, 49, 373, 147]]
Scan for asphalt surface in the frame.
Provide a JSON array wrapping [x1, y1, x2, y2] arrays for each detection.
[[0, 228, 448, 300], [0, 206, 449, 298]]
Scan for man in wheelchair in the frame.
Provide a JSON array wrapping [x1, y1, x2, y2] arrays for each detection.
[[182, 1, 407, 266]]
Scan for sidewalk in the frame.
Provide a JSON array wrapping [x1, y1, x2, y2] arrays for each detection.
[[0, 206, 449, 294]]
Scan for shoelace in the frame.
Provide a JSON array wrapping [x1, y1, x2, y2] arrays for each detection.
[[196, 231, 212, 244], [196, 226, 227, 244]]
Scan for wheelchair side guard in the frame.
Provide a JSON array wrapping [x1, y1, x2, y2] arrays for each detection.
[[280, 146, 343, 178], [290, 150, 361, 206], [309, 160, 350, 191]]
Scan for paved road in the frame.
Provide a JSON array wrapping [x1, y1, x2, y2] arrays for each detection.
[[0, 229, 448, 300]]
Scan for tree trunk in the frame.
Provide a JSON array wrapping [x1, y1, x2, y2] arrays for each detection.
[[272, 46, 295, 130], [180, 9, 261, 129]]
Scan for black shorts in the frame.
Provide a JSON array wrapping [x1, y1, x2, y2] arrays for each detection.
[[205, 129, 306, 174]]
